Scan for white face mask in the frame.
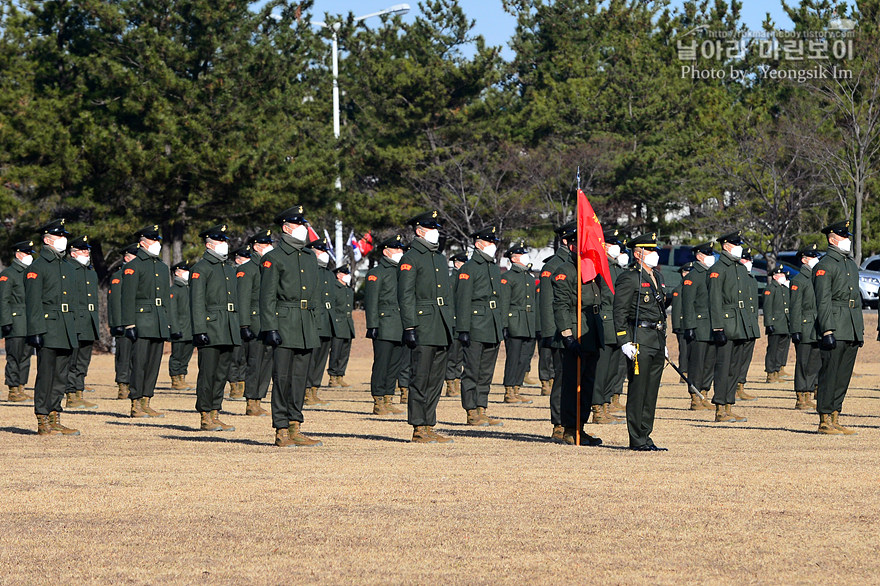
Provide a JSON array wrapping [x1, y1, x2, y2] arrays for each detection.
[[290, 224, 308, 241], [147, 241, 161, 256], [742, 260, 753, 272], [389, 251, 403, 264], [74, 254, 90, 266], [517, 254, 531, 267], [52, 237, 68, 252], [213, 242, 229, 257], [317, 251, 329, 266], [806, 257, 819, 269], [19, 254, 33, 267], [700, 254, 716, 268], [837, 237, 851, 252], [341, 274, 352, 285], [774, 275, 786, 284], [482, 243, 497, 257], [729, 244, 743, 259], [643, 251, 660, 268], [617, 254, 628, 267], [422, 229, 440, 245], [258, 244, 273, 256], [606, 244, 620, 259], [180, 271, 190, 281]]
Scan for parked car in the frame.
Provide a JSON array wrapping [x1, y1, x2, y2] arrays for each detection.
[[761, 250, 880, 309]]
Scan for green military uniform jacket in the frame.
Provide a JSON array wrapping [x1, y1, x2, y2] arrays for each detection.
[[107, 267, 124, 330], [235, 259, 261, 334], [450, 266, 461, 334], [598, 261, 624, 345], [670, 283, 683, 333], [744, 269, 761, 339], [533, 269, 542, 335], [501, 263, 536, 338], [789, 266, 817, 343], [539, 247, 569, 347], [24, 247, 78, 349], [365, 257, 403, 342], [763, 279, 790, 334], [398, 238, 455, 347], [120, 248, 172, 340], [330, 279, 355, 339], [68, 258, 100, 342], [613, 266, 668, 349], [551, 253, 604, 353], [708, 251, 750, 341], [0, 259, 28, 337], [813, 246, 864, 342], [455, 249, 504, 344], [314, 266, 334, 338], [259, 237, 320, 350], [190, 251, 241, 346], [170, 277, 193, 341], [681, 261, 712, 342]]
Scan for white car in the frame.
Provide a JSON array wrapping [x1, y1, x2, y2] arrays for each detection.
[[858, 255, 880, 308]]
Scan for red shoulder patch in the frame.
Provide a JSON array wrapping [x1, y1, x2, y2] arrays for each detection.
[[170, 293, 174, 299], [683, 279, 693, 286], [236, 271, 245, 278], [367, 275, 378, 282], [0, 276, 6, 282], [641, 282, 650, 287], [555, 274, 566, 281], [501, 278, 507, 284], [791, 285, 798, 291], [673, 291, 679, 297], [26, 272, 38, 280], [764, 290, 771, 295], [400, 264, 412, 271], [541, 271, 551, 278], [111, 278, 120, 285], [192, 273, 200, 279], [263, 260, 272, 268], [709, 272, 719, 279], [124, 268, 135, 275], [459, 273, 470, 280], [816, 269, 826, 276]]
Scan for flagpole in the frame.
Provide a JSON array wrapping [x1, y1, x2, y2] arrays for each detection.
[[575, 168, 582, 447]]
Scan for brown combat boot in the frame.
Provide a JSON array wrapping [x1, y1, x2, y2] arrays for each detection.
[[275, 428, 296, 447], [7, 385, 29, 402], [170, 375, 188, 391], [714, 404, 735, 423], [765, 372, 778, 383], [453, 379, 461, 396], [399, 387, 409, 404], [425, 426, 454, 443], [503, 387, 520, 404], [604, 403, 624, 422], [514, 386, 533, 404], [591, 405, 610, 424], [384, 395, 404, 415], [48, 411, 80, 436], [445, 379, 457, 397], [477, 407, 503, 427], [372, 396, 390, 416], [339, 376, 351, 388], [805, 392, 817, 409], [211, 410, 235, 431], [141, 397, 164, 418], [37, 414, 60, 436], [311, 387, 330, 406], [288, 422, 322, 447], [130, 398, 148, 418], [200, 411, 221, 431], [736, 383, 756, 401], [700, 391, 713, 409], [690, 393, 710, 411], [562, 426, 602, 446], [65, 392, 85, 410], [75, 390, 97, 410], [229, 381, 245, 401], [794, 392, 810, 411], [466, 409, 489, 426], [778, 366, 792, 379], [726, 403, 747, 422], [303, 387, 318, 406], [817, 413, 841, 435], [19, 385, 33, 400], [327, 375, 340, 388], [831, 411, 856, 435], [523, 373, 538, 386], [540, 379, 552, 396], [117, 383, 130, 400], [183, 375, 196, 391], [246, 399, 269, 417], [609, 393, 625, 412], [411, 425, 437, 443], [550, 425, 564, 442]]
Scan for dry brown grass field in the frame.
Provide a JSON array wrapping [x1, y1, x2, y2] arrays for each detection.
[[2, 311, 879, 584]]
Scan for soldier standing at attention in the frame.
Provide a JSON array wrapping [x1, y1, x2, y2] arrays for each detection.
[[613, 233, 669, 451], [108, 243, 138, 400], [190, 224, 240, 432], [671, 263, 693, 386], [535, 260, 554, 397], [327, 266, 356, 389], [814, 220, 863, 435], [763, 266, 791, 383], [681, 242, 716, 410], [63, 236, 99, 411], [789, 245, 821, 411], [1, 240, 36, 403], [226, 246, 254, 401], [25, 219, 80, 436], [735, 249, 762, 401], [304, 237, 333, 407], [259, 205, 323, 447], [365, 235, 408, 416], [398, 210, 455, 444], [121, 225, 171, 419], [244, 230, 275, 414], [500, 242, 536, 405], [444, 252, 468, 397], [169, 262, 195, 392], [455, 226, 507, 426]]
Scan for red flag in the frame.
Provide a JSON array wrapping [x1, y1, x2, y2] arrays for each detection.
[[357, 232, 374, 255], [307, 226, 319, 242], [577, 189, 614, 293]]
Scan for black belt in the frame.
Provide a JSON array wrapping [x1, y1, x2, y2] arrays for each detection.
[[586, 304, 599, 314], [633, 320, 665, 331]]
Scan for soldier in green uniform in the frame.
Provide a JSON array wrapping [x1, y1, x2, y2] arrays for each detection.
[[242, 230, 274, 415], [1, 240, 35, 403], [763, 266, 791, 383], [169, 262, 194, 392], [190, 224, 240, 432], [108, 243, 138, 400], [707, 231, 749, 423], [398, 210, 455, 444], [365, 235, 408, 416], [591, 228, 627, 425], [535, 260, 552, 396], [551, 223, 604, 446], [120, 225, 171, 419], [304, 237, 333, 407], [226, 246, 254, 401], [444, 252, 468, 397], [259, 206, 323, 447], [327, 265, 356, 388], [735, 249, 762, 401], [671, 263, 692, 381], [455, 226, 507, 425], [25, 219, 80, 436], [814, 220, 863, 435], [613, 232, 669, 451], [789, 245, 821, 411], [681, 242, 716, 410], [608, 242, 632, 414], [63, 236, 99, 411], [500, 242, 536, 405]]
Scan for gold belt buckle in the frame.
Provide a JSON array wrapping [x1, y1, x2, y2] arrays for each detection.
[[60, 303, 69, 313], [300, 300, 308, 310], [227, 303, 235, 312], [849, 299, 856, 308], [526, 304, 532, 312], [437, 296, 445, 306], [489, 300, 497, 309], [155, 298, 163, 307], [593, 305, 600, 314], [738, 301, 744, 308], [88, 303, 95, 312]]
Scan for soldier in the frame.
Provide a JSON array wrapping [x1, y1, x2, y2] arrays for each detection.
[[190, 224, 240, 431], [707, 231, 749, 423], [365, 235, 408, 416], [1, 240, 35, 403], [304, 237, 333, 407], [444, 252, 468, 397], [168, 262, 195, 392], [24, 219, 80, 436], [500, 242, 536, 405], [551, 222, 604, 446], [327, 265, 356, 388], [63, 236, 99, 411], [398, 210, 455, 443], [226, 246, 254, 401], [243, 230, 274, 416], [455, 226, 507, 425], [608, 242, 632, 413], [671, 263, 693, 384], [259, 205, 322, 447], [814, 220, 863, 435], [613, 232, 669, 451], [535, 258, 554, 396], [108, 243, 138, 400], [120, 224, 171, 418], [735, 249, 762, 401], [789, 244, 821, 411], [681, 242, 716, 410], [763, 266, 791, 383]]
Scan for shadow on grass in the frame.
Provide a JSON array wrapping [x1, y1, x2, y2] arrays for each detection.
[[160, 434, 266, 447], [105, 420, 194, 433], [438, 428, 551, 443], [690, 423, 817, 435], [0, 426, 36, 436], [310, 431, 409, 443]]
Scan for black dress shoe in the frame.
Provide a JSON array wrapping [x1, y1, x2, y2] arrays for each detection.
[[649, 444, 668, 451], [629, 445, 652, 451]]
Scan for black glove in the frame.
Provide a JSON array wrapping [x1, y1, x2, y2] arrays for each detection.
[[193, 333, 210, 348], [1, 324, 12, 337], [240, 326, 256, 342], [858, 340, 864, 348], [502, 327, 509, 341], [365, 327, 378, 340], [535, 330, 541, 341], [791, 332, 802, 344], [170, 331, 183, 341], [110, 326, 125, 337], [819, 333, 837, 351], [263, 330, 282, 347], [403, 329, 418, 349], [457, 331, 471, 347], [562, 334, 582, 355], [683, 329, 696, 343], [541, 336, 554, 348], [124, 326, 138, 342], [877, 331, 880, 342], [765, 325, 775, 336], [26, 334, 43, 349], [712, 330, 727, 346]]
